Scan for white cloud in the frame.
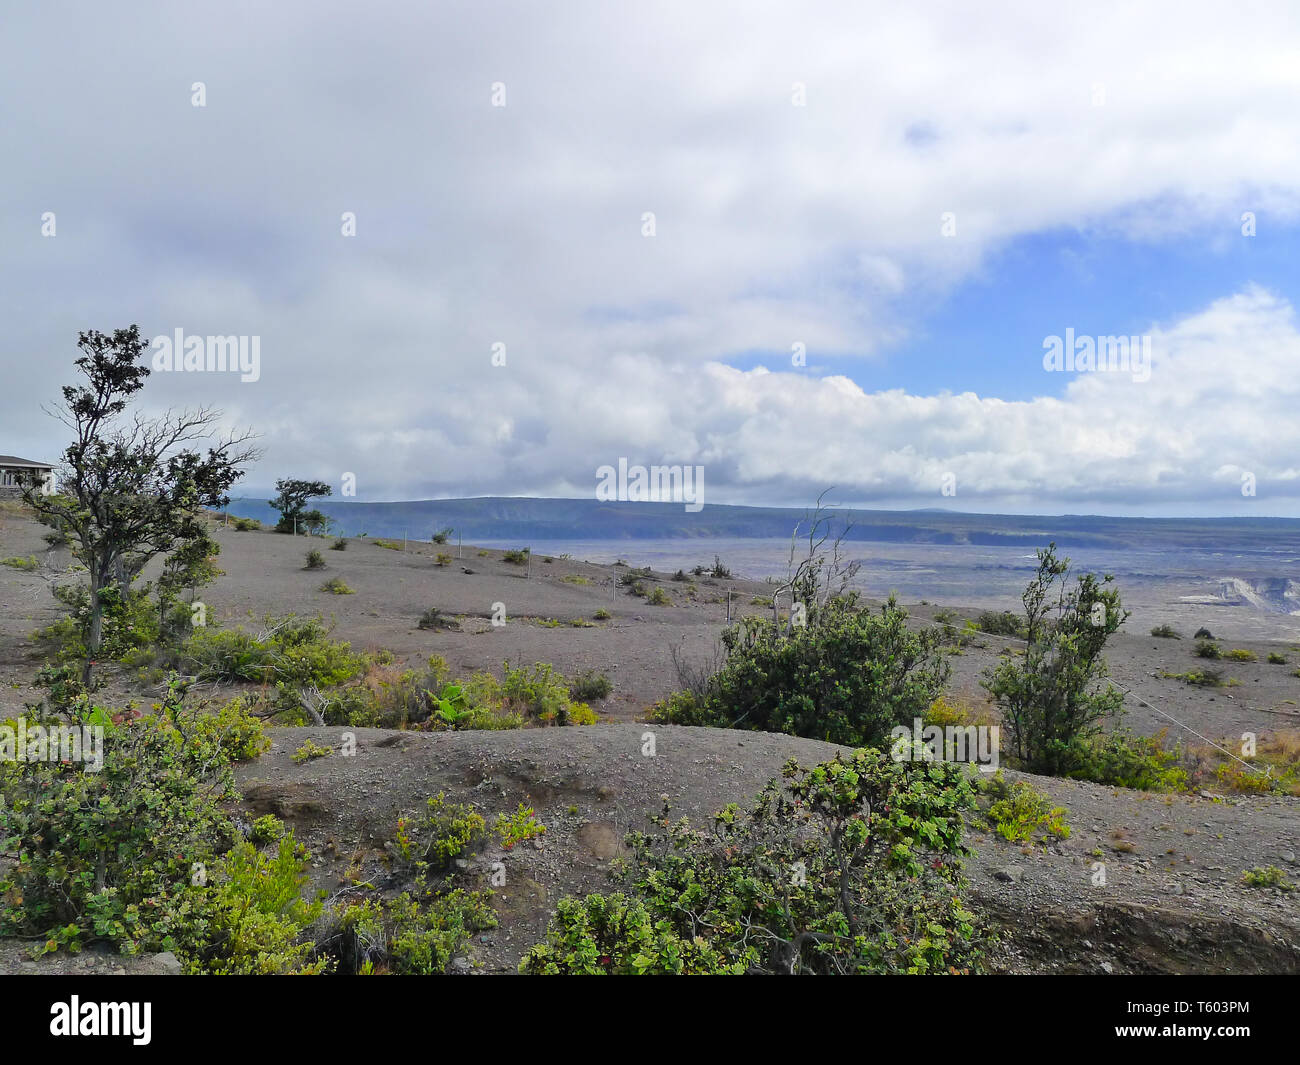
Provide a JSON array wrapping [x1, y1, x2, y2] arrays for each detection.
[[1, 1, 1298, 513]]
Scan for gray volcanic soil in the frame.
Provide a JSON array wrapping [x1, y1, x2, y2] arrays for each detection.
[[1, 507, 1299, 973]]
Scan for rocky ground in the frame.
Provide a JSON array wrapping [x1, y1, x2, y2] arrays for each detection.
[[1, 505, 1298, 973]]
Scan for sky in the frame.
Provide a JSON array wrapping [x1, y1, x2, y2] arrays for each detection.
[[2, 0, 1299, 517]]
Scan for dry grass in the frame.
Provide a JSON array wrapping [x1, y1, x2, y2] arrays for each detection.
[[1187, 730, 1300, 796]]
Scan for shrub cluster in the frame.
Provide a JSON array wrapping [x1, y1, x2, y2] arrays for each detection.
[[651, 596, 948, 749], [521, 750, 987, 975]]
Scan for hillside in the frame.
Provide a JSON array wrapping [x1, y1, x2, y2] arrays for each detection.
[[1, 505, 1299, 973]]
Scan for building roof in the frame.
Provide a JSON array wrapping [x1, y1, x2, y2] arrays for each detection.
[[0, 455, 54, 468]]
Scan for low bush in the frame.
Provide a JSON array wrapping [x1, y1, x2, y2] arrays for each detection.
[[523, 750, 987, 975], [319, 577, 353, 595], [1150, 624, 1181, 639], [0, 679, 318, 972], [1063, 728, 1188, 791], [976, 611, 1025, 639], [1194, 639, 1221, 659], [304, 549, 326, 570], [1242, 866, 1294, 891], [981, 775, 1071, 845], [568, 669, 611, 701], [696, 596, 949, 748]]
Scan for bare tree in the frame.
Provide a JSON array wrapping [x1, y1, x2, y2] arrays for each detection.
[[771, 490, 862, 630]]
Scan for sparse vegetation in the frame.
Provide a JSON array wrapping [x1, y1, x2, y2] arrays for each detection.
[[1150, 624, 1181, 639], [319, 576, 354, 595], [304, 549, 326, 570]]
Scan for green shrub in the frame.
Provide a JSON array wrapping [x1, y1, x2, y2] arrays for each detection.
[[495, 804, 546, 850], [1194, 639, 1221, 659], [647, 689, 717, 727], [1063, 728, 1187, 791], [646, 586, 671, 606], [330, 538, 348, 551], [292, 739, 333, 763], [1, 555, 39, 571], [568, 669, 611, 702], [698, 596, 948, 748], [232, 517, 261, 531], [192, 697, 271, 762], [169, 616, 366, 689], [1150, 624, 1181, 639], [394, 793, 488, 875], [981, 544, 1127, 776], [304, 549, 326, 570], [1267, 652, 1287, 665], [0, 677, 315, 972], [417, 607, 450, 630], [977, 610, 1025, 638], [319, 577, 353, 595], [498, 661, 597, 725], [502, 548, 530, 565], [1224, 648, 1257, 662], [38, 582, 160, 664], [981, 775, 1071, 844], [520, 894, 739, 975], [593, 608, 611, 621], [1242, 865, 1294, 891], [186, 834, 328, 974], [537, 750, 987, 975], [1163, 668, 1225, 688], [319, 890, 495, 974]]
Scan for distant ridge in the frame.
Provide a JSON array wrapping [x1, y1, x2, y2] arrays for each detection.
[[222, 495, 1300, 554]]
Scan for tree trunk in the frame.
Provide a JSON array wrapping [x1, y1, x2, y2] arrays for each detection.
[[83, 567, 105, 687]]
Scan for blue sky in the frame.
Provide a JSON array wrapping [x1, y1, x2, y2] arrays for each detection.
[[725, 217, 1300, 402]]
